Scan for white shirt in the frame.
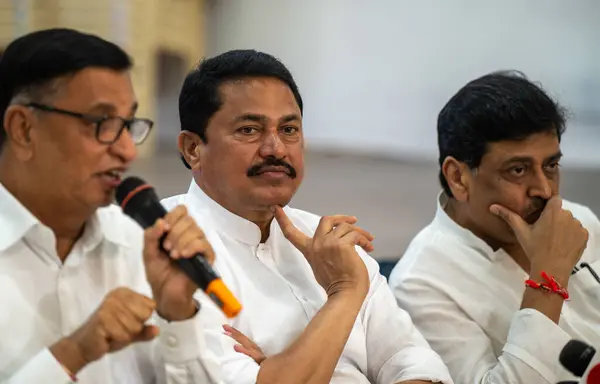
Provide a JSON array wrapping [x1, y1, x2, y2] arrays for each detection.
[[388, 193, 600, 384], [0, 183, 223, 384], [161, 181, 454, 384]]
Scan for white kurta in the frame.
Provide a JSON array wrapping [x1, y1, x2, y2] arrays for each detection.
[[389, 192, 600, 384], [161, 181, 454, 384]]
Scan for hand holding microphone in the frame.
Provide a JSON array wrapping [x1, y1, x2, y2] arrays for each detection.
[[116, 176, 242, 319]]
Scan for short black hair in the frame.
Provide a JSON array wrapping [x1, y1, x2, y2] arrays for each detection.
[[437, 70, 567, 197], [178, 49, 303, 169], [0, 28, 132, 150]]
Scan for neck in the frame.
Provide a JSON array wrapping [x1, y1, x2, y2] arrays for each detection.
[[0, 161, 89, 261], [249, 211, 274, 243], [194, 177, 275, 243], [445, 198, 531, 273]]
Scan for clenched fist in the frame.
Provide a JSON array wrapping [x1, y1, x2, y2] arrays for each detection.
[[50, 288, 158, 375]]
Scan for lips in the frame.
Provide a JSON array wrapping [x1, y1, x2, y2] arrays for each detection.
[[256, 166, 291, 176], [97, 168, 126, 187]]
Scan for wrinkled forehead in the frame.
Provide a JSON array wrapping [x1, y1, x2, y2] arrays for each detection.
[[481, 131, 561, 167], [54, 67, 137, 114]]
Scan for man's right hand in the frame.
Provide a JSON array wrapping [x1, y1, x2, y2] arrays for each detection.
[[273, 206, 372, 297], [490, 196, 589, 278], [50, 287, 159, 375]]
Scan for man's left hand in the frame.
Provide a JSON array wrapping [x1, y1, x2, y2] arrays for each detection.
[[223, 324, 266, 365], [143, 205, 215, 321]]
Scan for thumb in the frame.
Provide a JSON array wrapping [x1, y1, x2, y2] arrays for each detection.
[[133, 325, 160, 343], [490, 204, 529, 236], [273, 206, 311, 253]]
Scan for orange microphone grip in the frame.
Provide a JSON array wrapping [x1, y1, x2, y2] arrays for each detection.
[[206, 278, 242, 318]]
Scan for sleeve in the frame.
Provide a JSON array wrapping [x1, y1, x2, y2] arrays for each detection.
[[185, 292, 260, 384], [358, 250, 454, 384], [150, 303, 225, 384], [391, 275, 574, 384], [127, 241, 225, 384], [2, 349, 74, 384]]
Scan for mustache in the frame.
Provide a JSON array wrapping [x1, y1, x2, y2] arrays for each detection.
[[524, 197, 548, 217], [247, 156, 297, 179]]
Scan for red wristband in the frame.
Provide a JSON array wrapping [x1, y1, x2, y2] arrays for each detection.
[[525, 271, 569, 300]]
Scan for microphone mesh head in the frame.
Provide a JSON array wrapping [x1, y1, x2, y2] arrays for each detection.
[[560, 339, 596, 377], [115, 176, 147, 207]]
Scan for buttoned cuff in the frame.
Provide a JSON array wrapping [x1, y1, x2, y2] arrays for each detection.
[[377, 346, 454, 384], [156, 310, 208, 364], [8, 348, 74, 383], [503, 308, 572, 382]]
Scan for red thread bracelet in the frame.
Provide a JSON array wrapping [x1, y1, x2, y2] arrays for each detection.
[[525, 271, 569, 300]]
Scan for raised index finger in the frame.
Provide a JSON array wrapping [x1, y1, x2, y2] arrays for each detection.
[[273, 206, 311, 253]]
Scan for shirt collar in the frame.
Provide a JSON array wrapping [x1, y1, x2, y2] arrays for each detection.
[[186, 180, 263, 246], [0, 183, 38, 251], [434, 191, 502, 261], [0, 182, 129, 253]]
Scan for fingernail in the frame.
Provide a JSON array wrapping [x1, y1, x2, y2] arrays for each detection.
[[163, 240, 172, 250], [170, 250, 179, 259], [224, 331, 232, 337], [490, 207, 499, 215], [269, 206, 275, 213]]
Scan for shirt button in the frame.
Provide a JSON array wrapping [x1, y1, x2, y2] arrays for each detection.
[[167, 335, 178, 348]]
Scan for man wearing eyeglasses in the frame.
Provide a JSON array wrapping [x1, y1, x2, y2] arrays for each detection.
[[0, 29, 224, 383], [389, 71, 600, 384]]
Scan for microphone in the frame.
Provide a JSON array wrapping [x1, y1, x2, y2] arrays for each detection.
[[559, 339, 600, 384], [116, 176, 242, 319]]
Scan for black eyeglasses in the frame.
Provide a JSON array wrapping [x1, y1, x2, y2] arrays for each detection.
[[25, 103, 154, 145], [573, 262, 600, 285]]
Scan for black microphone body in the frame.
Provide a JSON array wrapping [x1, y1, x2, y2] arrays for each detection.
[[559, 339, 600, 384], [116, 177, 241, 318], [122, 188, 219, 289]]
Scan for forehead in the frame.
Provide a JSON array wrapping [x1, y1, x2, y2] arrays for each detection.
[[56, 67, 135, 111], [482, 131, 561, 165], [216, 77, 300, 119]]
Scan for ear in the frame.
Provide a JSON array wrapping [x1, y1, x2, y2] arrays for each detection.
[[178, 131, 204, 171], [3, 105, 35, 161], [441, 156, 472, 202]]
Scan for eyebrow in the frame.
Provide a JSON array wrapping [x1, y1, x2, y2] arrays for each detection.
[[503, 151, 563, 165], [232, 113, 301, 124]]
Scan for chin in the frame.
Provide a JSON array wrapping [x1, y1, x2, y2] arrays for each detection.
[[94, 190, 116, 209], [252, 188, 294, 208]]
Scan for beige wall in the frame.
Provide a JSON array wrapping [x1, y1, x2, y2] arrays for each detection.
[[0, 0, 205, 157]]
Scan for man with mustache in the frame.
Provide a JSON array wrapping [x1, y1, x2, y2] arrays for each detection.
[[389, 71, 600, 384], [161, 49, 453, 384]]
